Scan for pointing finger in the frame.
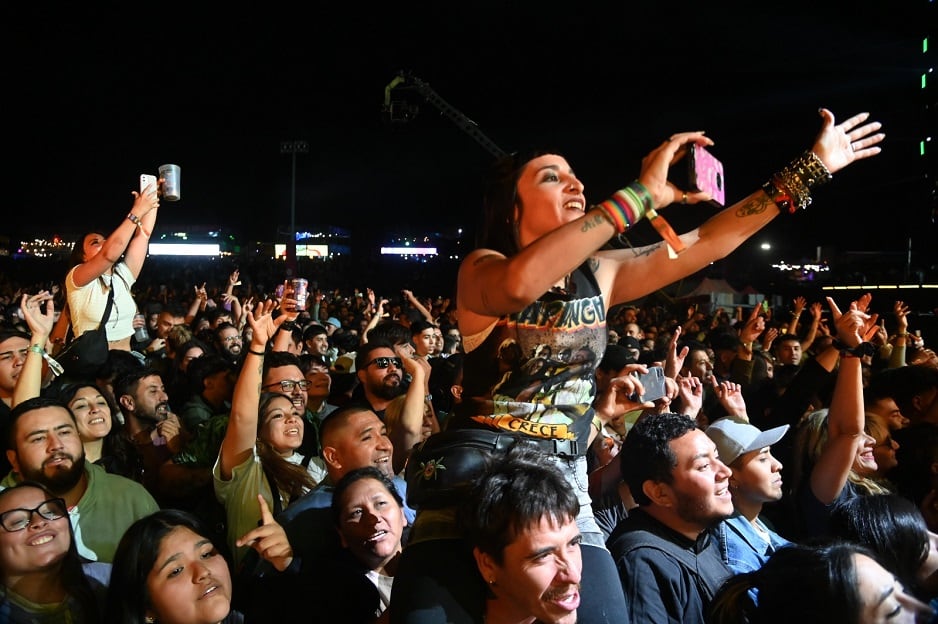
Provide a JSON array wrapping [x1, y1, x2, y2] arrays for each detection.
[[257, 494, 274, 525]]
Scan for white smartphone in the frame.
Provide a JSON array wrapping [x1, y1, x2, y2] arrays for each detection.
[[140, 174, 157, 193]]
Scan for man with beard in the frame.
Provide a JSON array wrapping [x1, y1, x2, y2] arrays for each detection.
[[351, 340, 408, 421], [1, 396, 158, 562], [143, 304, 186, 376], [114, 368, 187, 503], [215, 322, 245, 367], [608, 412, 734, 624]]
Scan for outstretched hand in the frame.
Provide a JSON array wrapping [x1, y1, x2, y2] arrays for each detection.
[[812, 108, 884, 174]]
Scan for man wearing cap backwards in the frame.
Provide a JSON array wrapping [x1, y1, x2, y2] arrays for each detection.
[[705, 416, 792, 575]]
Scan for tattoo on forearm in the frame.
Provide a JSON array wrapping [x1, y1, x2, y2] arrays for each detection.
[[736, 194, 772, 217], [580, 214, 606, 233], [632, 242, 662, 258]]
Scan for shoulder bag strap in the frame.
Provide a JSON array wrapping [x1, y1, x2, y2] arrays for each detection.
[[98, 282, 115, 328]]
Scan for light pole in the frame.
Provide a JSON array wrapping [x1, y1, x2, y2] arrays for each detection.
[[280, 139, 309, 276]]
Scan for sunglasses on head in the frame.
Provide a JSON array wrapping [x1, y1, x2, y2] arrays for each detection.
[[366, 356, 403, 369]]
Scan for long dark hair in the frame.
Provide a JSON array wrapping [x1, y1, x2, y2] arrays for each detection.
[[55, 381, 143, 482], [477, 149, 558, 256], [105, 510, 225, 624], [256, 391, 317, 502], [0, 481, 101, 623], [830, 494, 930, 599], [709, 541, 874, 624]]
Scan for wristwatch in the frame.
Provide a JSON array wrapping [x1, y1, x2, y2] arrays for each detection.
[[278, 321, 296, 332]]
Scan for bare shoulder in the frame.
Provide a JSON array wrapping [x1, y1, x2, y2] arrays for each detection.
[[459, 248, 506, 279]]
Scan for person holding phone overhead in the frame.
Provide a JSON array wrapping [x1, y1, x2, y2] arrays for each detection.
[[391, 108, 884, 624], [63, 177, 161, 357]]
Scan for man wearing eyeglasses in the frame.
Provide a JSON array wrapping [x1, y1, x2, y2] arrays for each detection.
[[1, 396, 159, 562], [215, 322, 244, 367]]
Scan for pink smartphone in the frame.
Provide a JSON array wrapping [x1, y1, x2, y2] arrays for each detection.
[[688, 144, 725, 206]]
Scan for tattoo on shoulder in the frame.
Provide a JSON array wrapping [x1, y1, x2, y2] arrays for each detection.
[[736, 194, 772, 217], [580, 213, 606, 233]]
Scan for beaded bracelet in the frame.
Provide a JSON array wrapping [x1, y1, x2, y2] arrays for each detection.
[[764, 151, 832, 213]]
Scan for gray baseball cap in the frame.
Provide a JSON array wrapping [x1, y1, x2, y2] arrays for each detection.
[[705, 417, 789, 466]]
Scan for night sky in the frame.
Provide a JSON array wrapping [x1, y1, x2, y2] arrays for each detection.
[[6, 2, 934, 265]]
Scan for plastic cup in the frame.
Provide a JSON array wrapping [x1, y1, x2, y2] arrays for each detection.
[[134, 313, 149, 342], [158, 164, 182, 201], [292, 278, 309, 311]]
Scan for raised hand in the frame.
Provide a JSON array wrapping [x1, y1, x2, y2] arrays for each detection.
[[827, 294, 878, 347], [811, 109, 884, 174], [20, 291, 55, 339]]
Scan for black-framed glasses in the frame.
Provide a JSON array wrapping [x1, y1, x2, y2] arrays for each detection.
[[366, 357, 403, 369], [0, 498, 68, 532], [264, 379, 309, 392]]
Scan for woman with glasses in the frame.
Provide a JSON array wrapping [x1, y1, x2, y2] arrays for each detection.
[[0, 481, 110, 622], [213, 300, 319, 568]]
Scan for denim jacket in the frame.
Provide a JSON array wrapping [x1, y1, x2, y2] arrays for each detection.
[[718, 511, 791, 575]]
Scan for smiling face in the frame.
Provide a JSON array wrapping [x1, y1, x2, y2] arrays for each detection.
[[259, 395, 304, 455], [514, 154, 586, 247], [322, 409, 394, 478], [264, 365, 308, 413], [0, 485, 70, 578], [357, 347, 404, 402], [479, 516, 582, 624], [145, 526, 233, 624], [852, 432, 880, 478], [8, 406, 86, 496], [656, 430, 734, 536], [67, 385, 112, 443], [335, 476, 406, 572]]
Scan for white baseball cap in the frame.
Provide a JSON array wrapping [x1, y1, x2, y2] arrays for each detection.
[[705, 417, 789, 466]]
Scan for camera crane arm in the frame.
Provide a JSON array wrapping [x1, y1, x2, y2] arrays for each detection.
[[383, 71, 507, 159]]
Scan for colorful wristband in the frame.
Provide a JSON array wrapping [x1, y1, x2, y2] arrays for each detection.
[[597, 181, 652, 233]]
